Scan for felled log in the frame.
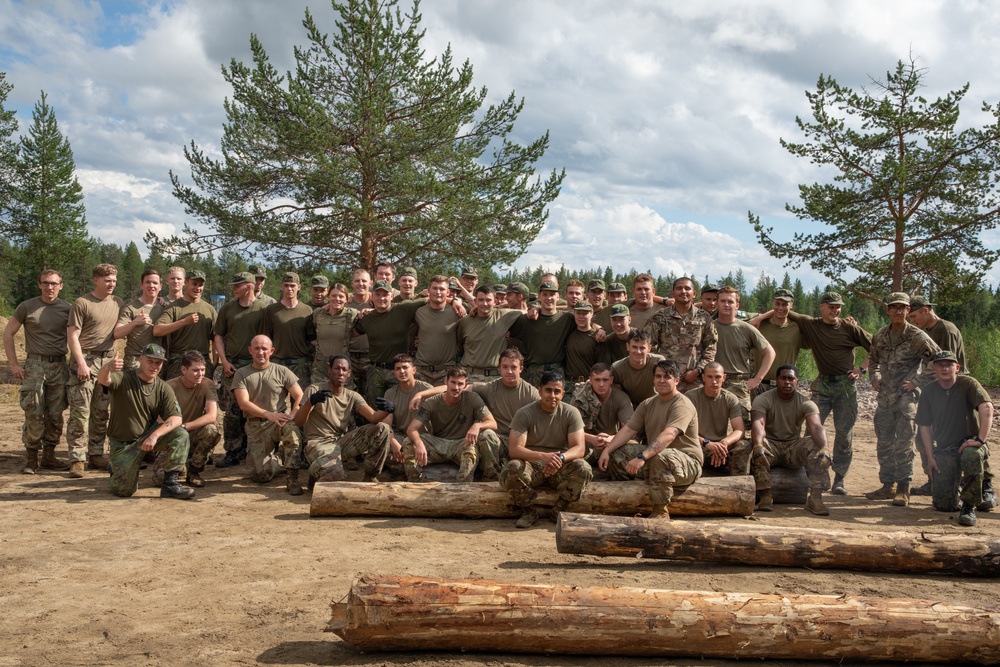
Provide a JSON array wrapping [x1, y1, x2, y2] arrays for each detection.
[[328, 574, 1000, 663], [310, 476, 754, 518], [771, 465, 808, 503], [556, 513, 1000, 576]]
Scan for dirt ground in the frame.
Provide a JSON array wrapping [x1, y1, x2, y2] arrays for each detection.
[[1, 318, 998, 666]]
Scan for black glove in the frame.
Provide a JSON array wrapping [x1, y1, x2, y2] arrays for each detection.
[[375, 397, 395, 413], [310, 389, 334, 406]]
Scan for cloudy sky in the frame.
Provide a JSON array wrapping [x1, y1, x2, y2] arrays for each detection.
[[3, 0, 1000, 288]]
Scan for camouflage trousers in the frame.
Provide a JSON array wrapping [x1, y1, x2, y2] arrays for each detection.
[[607, 443, 701, 505], [274, 357, 311, 390], [752, 437, 831, 492], [365, 365, 398, 405], [66, 351, 114, 462], [723, 378, 752, 427], [245, 418, 303, 483], [217, 362, 250, 453], [702, 438, 753, 476], [19, 357, 68, 452], [812, 376, 859, 478], [524, 364, 566, 390], [873, 391, 919, 485], [402, 430, 504, 481], [305, 423, 392, 482], [415, 366, 449, 387], [464, 368, 502, 385], [108, 425, 189, 497], [931, 444, 993, 512], [185, 424, 221, 473], [350, 354, 369, 398], [166, 354, 214, 381], [499, 458, 593, 508]]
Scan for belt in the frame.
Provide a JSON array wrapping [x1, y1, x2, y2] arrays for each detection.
[[27, 354, 66, 362], [467, 368, 499, 376], [726, 373, 751, 381], [371, 361, 394, 369], [84, 349, 115, 358], [821, 374, 851, 382], [274, 357, 309, 365], [527, 363, 563, 371], [350, 352, 367, 360], [417, 365, 446, 372], [247, 417, 262, 423]]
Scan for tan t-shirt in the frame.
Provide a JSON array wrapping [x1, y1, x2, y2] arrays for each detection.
[[458, 308, 522, 369], [301, 384, 367, 441], [166, 376, 218, 424], [70, 293, 124, 353], [685, 388, 741, 442], [751, 390, 818, 443], [14, 296, 71, 356], [414, 305, 461, 368], [612, 353, 665, 407], [627, 392, 703, 464], [415, 391, 491, 440], [509, 401, 585, 454], [472, 379, 540, 436], [118, 299, 165, 357], [232, 363, 299, 413], [628, 302, 665, 332], [156, 298, 216, 356], [715, 319, 769, 376], [384, 380, 433, 435]]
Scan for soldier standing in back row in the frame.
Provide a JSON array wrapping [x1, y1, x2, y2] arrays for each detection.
[[115, 269, 167, 370], [260, 272, 315, 389], [643, 276, 717, 394], [153, 269, 216, 380]]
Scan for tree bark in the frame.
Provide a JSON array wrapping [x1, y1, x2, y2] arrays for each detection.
[[328, 574, 1000, 663], [310, 476, 755, 518], [556, 512, 1000, 576]]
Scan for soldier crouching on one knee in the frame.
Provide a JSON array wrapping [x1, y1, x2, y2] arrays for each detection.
[[164, 350, 221, 488]]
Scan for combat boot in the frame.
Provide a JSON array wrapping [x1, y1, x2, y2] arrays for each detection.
[[215, 448, 242, 469], [958, 503, 977, 527], [911, 479, 933, 496], [87, 454, 110, 471], [547, 499, 570, 523], [21, 449, 39, 475], [69, 461, 85, 478], [806, 489, 829, 516], [40, 446, 70, 470], [892, 482, 910, 507], [160, 471, 195, 500], [185, 471, 205, 488], [831, 473, 847, 496], [755, 490, 774, 512], [514, 506, 539, 529], [978, 482, 997, 512], [286, 469, 304, 496], [864, 482, 895, 500], [647, 504, 670, 520]]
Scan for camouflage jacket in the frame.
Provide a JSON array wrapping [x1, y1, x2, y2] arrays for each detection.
[[869, 322, 940, 397], [569, 380, 602, 434], [642, 305, 717, 374]]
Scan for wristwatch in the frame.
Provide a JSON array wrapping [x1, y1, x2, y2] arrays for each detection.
[[557, 452, 566, 462], [702, 437, 710, 446]]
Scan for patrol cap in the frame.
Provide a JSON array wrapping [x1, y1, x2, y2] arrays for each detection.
[[310, 275, 329, 288], [249, 265, 267, 279], [493, 284, 507, 294], [538, 280, 559, 293], [373, 280, 393, 292], [507, 282, 529, 298], [281, 272, 300, 285], [910, 295, 935, 310], [399, 266, 418, 278], [573, 301, 593, 312], [608, 282, 627, 294], [701, 283, 719, 294], [609, 303, 629, 318], [886, 292, 910, 306], [820, 291, 844, 305], [187, 270, 206, 282], [461, 266, 478, 278], [141, 343, 168, 361], [932, 350, 958, 363], [448, 279, 462, 291], [587, 279, 606, 292], [773, 288, 794, 302], [230, 271, 254, 286]]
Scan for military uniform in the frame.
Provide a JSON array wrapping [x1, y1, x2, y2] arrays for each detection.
[[612, 353, 665, 408], [413, 303, 461, 386], [155, 297, 216, 379], [166, 375, 221, 479], [354, 299, 426, 403], [311, 306, 359, 385], [260, 300, 315, 389], [457, 308, 521, 383], [403, 391, 502, 481], [750, 390, 830, 493], [301, 384, 391, 482], [471, 378, 540, 464], [686, 387, 751, 476], [117, 297, 165, 370], [232, 363, 303, 483], [643, 305, 717, 393], [714, 318, 770, 426], [570, 381, 633, 464], [508, 311, 576, 387]]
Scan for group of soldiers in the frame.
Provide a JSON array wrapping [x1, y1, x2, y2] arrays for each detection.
[[4, 263, 994, 529]]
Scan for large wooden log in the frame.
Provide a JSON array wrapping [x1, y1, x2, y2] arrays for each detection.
[[556, 512, 1000, 576], [328, 574, 1000, 663], [703, 465, 807, 503], [310, 476, 754, 518]]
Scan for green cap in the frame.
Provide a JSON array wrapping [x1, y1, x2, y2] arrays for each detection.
[[188, 270, 206, 281], [399, 266, 418, 278], [141, 343, 168, 361], [820, 291, 844, 305], [507, 282, 529, 298], [886, 292, 910, 306], [773, 288, 794, 302], [310, 275, 329, 288], [461, 266, 478, 278], [448, 279, 462, 291], [910, 295, 935, 310], [538, 280, 559, 292], [608, 282, 627, 294], [281, 272, 300, 285], [932, 350, 958, 363], [701, 283, 719, 294], [373, 280, 393, 292], [587, 279, 606, 292], [249, 265, 267, 278], [230, 272, 254, 286], [609, 303, 629, 317], [493, 284, 507, 294], [573, 301, 593, 312]]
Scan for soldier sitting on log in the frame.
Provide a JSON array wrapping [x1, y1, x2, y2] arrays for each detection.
[[684, 361, 750, 476], [501, 371, 593, 528], [569, 361, 633, 468], [598, 359, 703, 521], [749, 364, 832, 515]]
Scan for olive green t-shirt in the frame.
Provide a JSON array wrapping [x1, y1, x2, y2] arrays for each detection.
[[156, 298, 216, 356], [70, 293, 124, 353], [301, 384, 367, 441], [213, 297, 268, 359], [261, 301, 315, 359], [107, 370, 181, 442], [508, 311, 576, 366], [612, 353, 665, 407], [166, 376, 218, 424], [916, 376, 991, 450], [751, 389, 818, 443], [685, 387, 742, 442], [715, 319, 769, 376], [118, 298, 165, 357], [509, 401, 585, 454], [414, 304, 461, 368], [384, 380, 433, 435], [786, 311, 872, 376], [232, 363, 300, 413], [605, 330, 633, 363], [347, 294, 372, 356], [458, 308, 522, 369], [627, 392, 703, 464], [565, 327, 604, 380], [312, 307, 359, 361], [354, 300, 426, 364], [925, 319, 967, 373], [415, 391, 491, 440], [757, 319, 804, 382], [472, 378, 541, 436], [14, 296, 71, 356]]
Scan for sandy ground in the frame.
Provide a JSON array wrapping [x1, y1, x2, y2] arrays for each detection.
[[1, 318, 998, 666]]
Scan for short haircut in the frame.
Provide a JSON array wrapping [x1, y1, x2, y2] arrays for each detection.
[[566, 278, 584, 289], [93, 263, 118, 278], [673, 276, 694, 289], [703, 361, 725, 373], [775, 364, 799, 379], [429, 274, 449, 286], [539, 371, 564, 387], [719, 285, 740, 301], [328, 353, 350, 368], [655, 359, 680, 378], [141, 268, 160, 281], [474, 284, 494, 296], [181, 350, 206, 368], [167, 266, 185, 278], [351, 268, 370, 280], [498, 348, 524, 364], [627, 329, 651, 344], [589, 362, 613, 376], [329, 282, 349, 294], [375, 262, 395, 275], [445, 366, 468, 381], [633, 273, 654, 285], [39, 269, 62, 282], [393, 353, 414, 367]]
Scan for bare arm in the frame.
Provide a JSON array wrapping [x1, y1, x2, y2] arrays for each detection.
[[152, 314, 197, 338], [405, 417, 430, 466], [750, 410, 767, 450], [3, 316, 24, 380], [919, 424, 938, 478], [214, 334, 236, 377], [96, 351, 123, 387], [183, 399, 217, 432], [749, 344, 776, 389], [67, 325, 88, 380]]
